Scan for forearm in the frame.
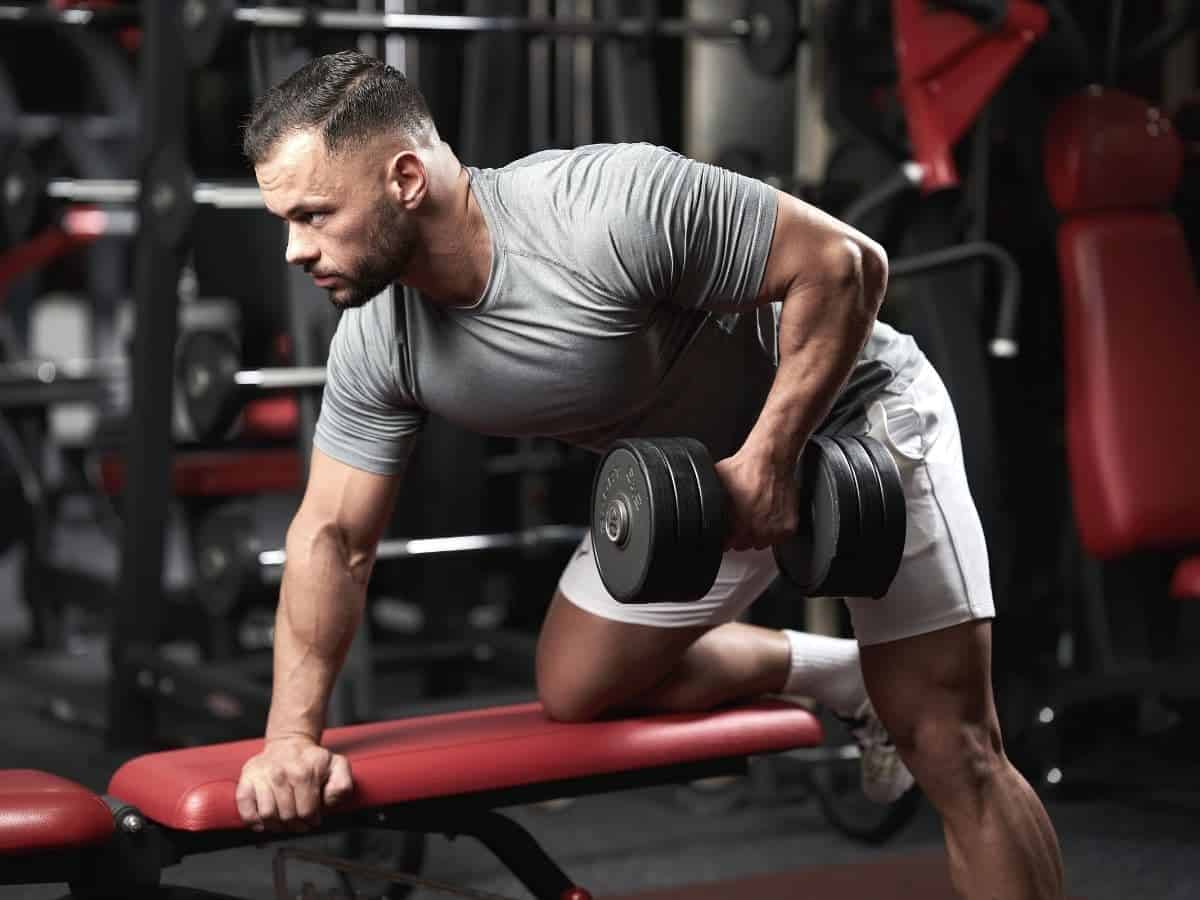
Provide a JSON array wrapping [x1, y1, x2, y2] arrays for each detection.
[[744, 239, 887, 468], [264, 524, 372, 742]]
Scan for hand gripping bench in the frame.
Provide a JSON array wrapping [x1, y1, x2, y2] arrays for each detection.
[[0, 699, 822, 899]]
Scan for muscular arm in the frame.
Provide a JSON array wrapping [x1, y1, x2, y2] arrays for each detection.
[[741, 193, 889, 470], [266, 447, 403, 742]]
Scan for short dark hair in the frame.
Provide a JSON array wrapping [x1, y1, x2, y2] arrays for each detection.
[[243, 51, 436, 165]]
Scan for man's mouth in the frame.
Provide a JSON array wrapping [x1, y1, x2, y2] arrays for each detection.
[[311, 273, 339, 288]]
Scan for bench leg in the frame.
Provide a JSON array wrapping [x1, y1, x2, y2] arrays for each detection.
[[447, 810, 591, 900]]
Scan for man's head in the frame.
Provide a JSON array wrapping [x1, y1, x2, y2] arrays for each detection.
[[244, 51, 438, 309]]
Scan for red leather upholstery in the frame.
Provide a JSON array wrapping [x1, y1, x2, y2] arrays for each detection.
[[0, 770, 113, 854], [1046, 89, 1184, 214], [1058, 215, 1200, 557], [1171, 557, 1200, 600], [1049, 90, 1200, 558], [108, 700, 821, 833]]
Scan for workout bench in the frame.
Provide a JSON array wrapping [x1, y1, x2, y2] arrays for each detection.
[[0, 699, 821, 898]]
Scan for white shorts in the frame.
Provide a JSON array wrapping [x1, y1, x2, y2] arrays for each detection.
[[558, 357, 996, 646]]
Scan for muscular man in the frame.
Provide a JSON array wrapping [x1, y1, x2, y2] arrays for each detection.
[[235, 52, 1063, 899]]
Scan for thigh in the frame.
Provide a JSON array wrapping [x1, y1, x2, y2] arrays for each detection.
[[844, 359, 996, 646], [541, 534, 780, 718]]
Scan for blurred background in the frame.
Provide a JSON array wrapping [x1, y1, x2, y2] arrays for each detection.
[[0, 1, 1198, 897]]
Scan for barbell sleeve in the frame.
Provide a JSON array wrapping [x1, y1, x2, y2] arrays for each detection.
[[233, 367, 326, 391]]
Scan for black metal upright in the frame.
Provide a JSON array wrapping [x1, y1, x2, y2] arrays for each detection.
[[107, 1, 195, 749]]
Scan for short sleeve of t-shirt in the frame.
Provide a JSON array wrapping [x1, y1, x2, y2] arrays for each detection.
[[589, 144, 779, 312], [312, 292, 425, 476]]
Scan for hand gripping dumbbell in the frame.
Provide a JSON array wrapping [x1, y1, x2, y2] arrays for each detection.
[[590, 434, 907, 604]]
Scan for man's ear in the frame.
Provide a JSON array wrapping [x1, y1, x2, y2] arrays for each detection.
[[388, 150, 428, 211]]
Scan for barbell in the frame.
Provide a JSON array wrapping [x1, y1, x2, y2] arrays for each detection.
[[0, 1, 804, 76], [194, 506, 587, 617], [176, 329, 325, 442], [591, 433, 907, 605]]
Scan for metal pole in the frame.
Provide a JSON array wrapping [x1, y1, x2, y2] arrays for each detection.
[[107, 0, 192, 750]]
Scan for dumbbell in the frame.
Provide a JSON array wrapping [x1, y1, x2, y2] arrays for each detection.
[[591, 434, 906, 604]]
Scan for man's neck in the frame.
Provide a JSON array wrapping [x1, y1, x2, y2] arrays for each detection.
[[401, 148, 491, 308]]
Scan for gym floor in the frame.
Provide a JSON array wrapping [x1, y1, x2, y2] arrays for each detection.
[[0, 555, 1197, 900]]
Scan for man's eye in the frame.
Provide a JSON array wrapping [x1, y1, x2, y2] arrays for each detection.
[[307, 212, 327, 225]]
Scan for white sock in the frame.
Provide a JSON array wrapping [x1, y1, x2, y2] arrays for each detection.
[[781, 629, 866, 717]]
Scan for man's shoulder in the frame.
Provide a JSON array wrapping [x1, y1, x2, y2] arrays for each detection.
[[492, 142, 688, 179]]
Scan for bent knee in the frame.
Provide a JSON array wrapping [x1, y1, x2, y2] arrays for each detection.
[[537, 679, 610, 724], [903, 715, 1006, 795]]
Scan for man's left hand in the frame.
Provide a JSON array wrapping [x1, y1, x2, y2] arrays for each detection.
[[714, 448, 799, 551]]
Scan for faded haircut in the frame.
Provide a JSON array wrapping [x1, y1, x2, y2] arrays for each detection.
[[243, 50, 436, 165]]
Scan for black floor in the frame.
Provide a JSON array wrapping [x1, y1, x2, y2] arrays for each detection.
[[1, 549, 1199, 900]]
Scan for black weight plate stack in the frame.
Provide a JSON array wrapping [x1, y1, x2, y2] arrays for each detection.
[[775, 436, 845, 593], [676, 437, 727, 599], [592, 438, 681, 604], [821, 435, 878, 597], [656, 437, 725, 602], [853, 435, 907, 598]]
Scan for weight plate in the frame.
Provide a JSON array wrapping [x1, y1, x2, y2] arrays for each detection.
[[178, 329, 242, 441], [774, 436, 841, 593], [656, 438, 718, 602], [809, 437, 863, 597], [644, 440, 695, 603], [821, 435, 879, 597], [181, 0, 233, 69], [592, 439, 678, 603], [193, 505, 257, 617], [743, 0, 800, 77], [853, 435, 907, 598], [143, 147, 197, 249], [1, 142, 38, 246], [677, 437, 727, 600]]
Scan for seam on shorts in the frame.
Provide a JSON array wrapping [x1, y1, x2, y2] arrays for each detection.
[[920, 457, 979, 620]]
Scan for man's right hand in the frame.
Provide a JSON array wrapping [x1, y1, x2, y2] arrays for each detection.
[[236, 736, 354, 832]]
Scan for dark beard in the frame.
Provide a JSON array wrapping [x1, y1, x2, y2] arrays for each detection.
[[328, 196, 416, 310]]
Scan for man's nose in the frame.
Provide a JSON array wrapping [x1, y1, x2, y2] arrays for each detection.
[[285, 227, 317, 267]]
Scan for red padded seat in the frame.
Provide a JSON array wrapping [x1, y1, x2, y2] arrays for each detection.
[[108, 700, 821, 832], [1046, 89, 1200, 559], [1171, 557, 1200, 600], [0, 770, 113, 854]]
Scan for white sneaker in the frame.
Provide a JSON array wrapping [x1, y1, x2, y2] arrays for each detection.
[[835, 698, 916, 805]]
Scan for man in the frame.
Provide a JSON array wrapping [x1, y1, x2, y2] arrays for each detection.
[[236, 51, 1063, 899]]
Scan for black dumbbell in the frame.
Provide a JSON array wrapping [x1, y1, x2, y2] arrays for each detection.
[[591, 435, 906, 604]]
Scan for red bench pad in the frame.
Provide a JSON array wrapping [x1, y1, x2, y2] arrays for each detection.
[[0, 770, 113, 854], [1171, 556, 1200, 600], [108, 700, 821, 832]]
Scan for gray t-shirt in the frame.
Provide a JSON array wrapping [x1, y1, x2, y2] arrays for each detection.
[[314, 143, 919, 476]]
